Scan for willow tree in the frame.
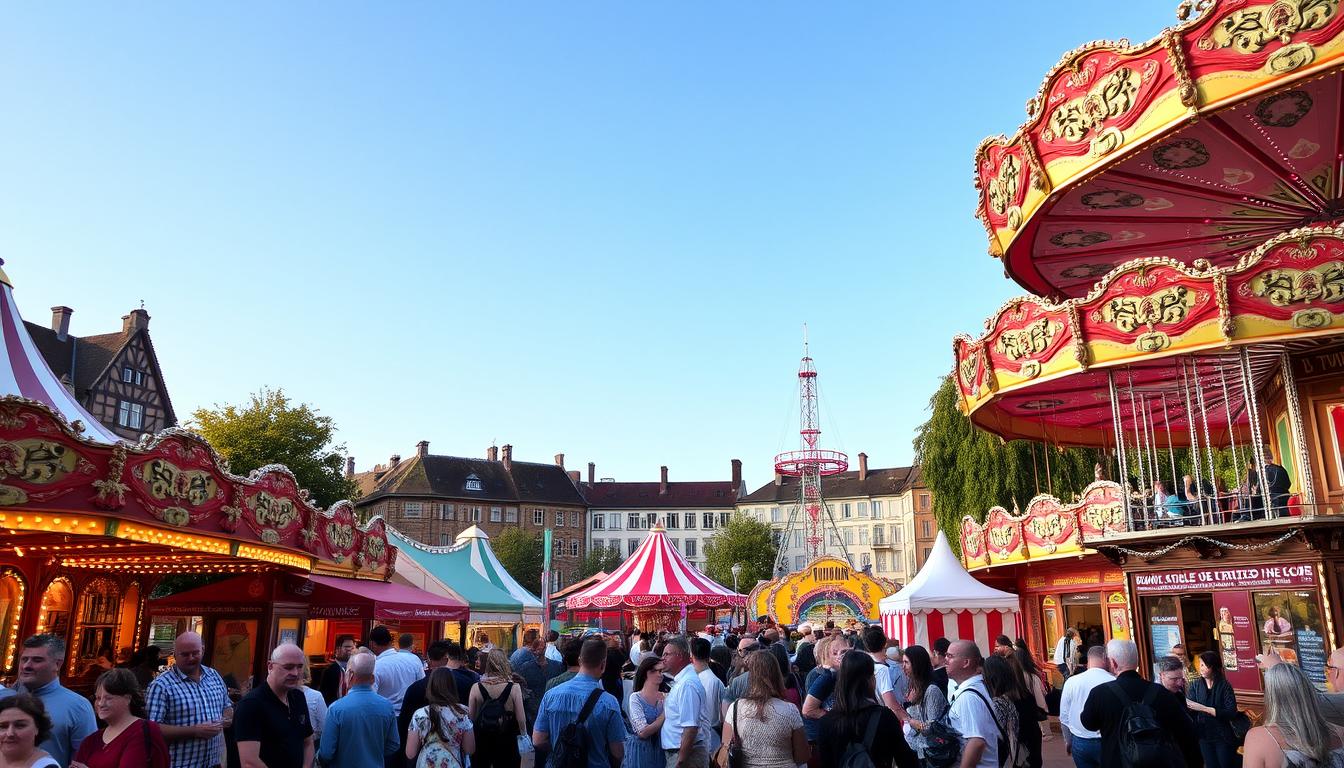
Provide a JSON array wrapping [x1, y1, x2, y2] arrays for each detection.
[[913, 376, 1103, 552]]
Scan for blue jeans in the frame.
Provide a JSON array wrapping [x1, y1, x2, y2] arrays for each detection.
[[1071, 736, 1102, 768]]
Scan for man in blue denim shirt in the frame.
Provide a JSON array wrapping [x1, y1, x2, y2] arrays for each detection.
[[533, 637, 626, 768]]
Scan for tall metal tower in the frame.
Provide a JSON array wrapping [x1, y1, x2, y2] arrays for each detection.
[[773, 331, 848, 574]]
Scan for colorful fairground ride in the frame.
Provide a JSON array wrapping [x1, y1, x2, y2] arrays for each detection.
[[952, 0, 1344, 700]]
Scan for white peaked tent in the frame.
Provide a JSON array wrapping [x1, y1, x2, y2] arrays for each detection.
[[879, 532, 1021, 653]]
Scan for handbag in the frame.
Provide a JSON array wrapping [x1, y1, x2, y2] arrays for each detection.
[[1230, 711, 1253, 744], [713, 699, 745, 768]]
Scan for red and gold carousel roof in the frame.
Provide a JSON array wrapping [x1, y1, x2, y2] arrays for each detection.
[[976, 0, 1344, 299]]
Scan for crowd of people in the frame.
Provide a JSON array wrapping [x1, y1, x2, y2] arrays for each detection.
[[1, 620, 1342, 768]]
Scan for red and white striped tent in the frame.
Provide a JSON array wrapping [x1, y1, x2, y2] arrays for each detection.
[[879, 532, 1020, 653], [566, 524, 745, 611]]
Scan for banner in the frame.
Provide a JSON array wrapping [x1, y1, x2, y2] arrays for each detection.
[[1212, 591, 1260, 691], [1133, 564, 1315, 594]]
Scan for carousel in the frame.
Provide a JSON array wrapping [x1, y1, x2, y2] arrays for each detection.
[[951, 0, 1344, 702], [563, 524, 744, 631], [0, 260, 465, 691]]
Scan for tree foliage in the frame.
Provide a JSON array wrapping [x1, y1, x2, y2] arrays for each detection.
[[913, 376, 1103, 553], [704, 513, 778, 594], [190, 388, 358, 509], [493, 527, 545, 595], [578, 544, 623, 581]]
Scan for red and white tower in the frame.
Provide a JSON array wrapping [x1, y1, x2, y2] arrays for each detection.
[[773, 333, 848, 572]]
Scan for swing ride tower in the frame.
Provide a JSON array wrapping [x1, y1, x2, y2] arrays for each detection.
[[948, 0, 1344, 705]]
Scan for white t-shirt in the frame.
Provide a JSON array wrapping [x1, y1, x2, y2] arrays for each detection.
[[949, 676, 1000, 768]]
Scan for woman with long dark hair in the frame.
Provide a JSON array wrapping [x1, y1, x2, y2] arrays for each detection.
[[407, 667, 476, 768], [1187, 651, 1241, 768], [817, 651, 917, 768], [1014, 647, 1051, 746], [901, 645, 948, 764], [983, 655, 1031, 768]]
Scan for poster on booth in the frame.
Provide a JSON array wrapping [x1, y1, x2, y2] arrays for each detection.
[[1253, 590, 1328, 691], [1147, 596, 1182, 664], [1211, 591, 1260, 691]]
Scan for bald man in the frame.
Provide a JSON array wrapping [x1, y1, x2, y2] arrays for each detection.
[[234, 644, 314, 768], [1261, 648, 1344, 724], [145, 631, 233, 768], [319, 651, 399, 768]]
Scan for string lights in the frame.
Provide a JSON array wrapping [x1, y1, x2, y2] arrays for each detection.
[[0, 568, 25, 673], [1100, 528, 1300, 560]]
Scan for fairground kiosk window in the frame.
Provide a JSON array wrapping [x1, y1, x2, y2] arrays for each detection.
[[1253, 589, 1329, 691], [36, 578, 71, 640], [71, 578, 121, 677], [0, 569, 26, 676], [116, 583, 142, 662]]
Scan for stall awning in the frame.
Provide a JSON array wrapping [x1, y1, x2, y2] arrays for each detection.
[[388, 527, 526, 616], [306, 574, 468, 622]]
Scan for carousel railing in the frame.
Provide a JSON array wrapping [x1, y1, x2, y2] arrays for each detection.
[[1121, 492, 1316, 532]]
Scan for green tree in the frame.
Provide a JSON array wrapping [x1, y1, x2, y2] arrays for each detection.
[[704, 513, 778, 594], [493, 527, 545, 595], [913, 375, 1103, 553], [191, 388, 358, 509], [578, 544, 623, 580]]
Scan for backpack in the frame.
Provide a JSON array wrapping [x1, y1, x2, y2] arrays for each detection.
[[923, 717, 963, 768], [473, 682, 513, 735], [549, 688, 605, 768], [838, 709, 883, 768], [956, 686, 1013, 768], [1106, 683, 1181, 768]]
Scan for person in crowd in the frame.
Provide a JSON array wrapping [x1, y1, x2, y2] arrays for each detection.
[[1260, 648, 1344, 724], [477, 634, 496, 658], [398, 634, 416, 656], [134, 645, 162, 690], [985, 655, 1032, 768], [864, 627, 909, 724], [1014, 647, 1051, 743], [510, 631, 538, 670], [1187, 651, 1240, 768], [9, 634, 97, 767], [300, 659, 327, 760], [709, 646, 733, 687], [1080, 640, 1196, 768], [932, 637, 952, 697], [689, 638, 725, 753], [545, 637, 582, 693], [627, 655, 667, 768], [434, 641, 478, 710], [69, 668, 169, 768], [793, 637, 817, 684], [398, 640, 453, 768], [545, 631, 563, 664], [534, 637, 626, 768], [902, 644, 948, 764], [946, 640, 1000, 768], [801, 636, 845, 748], [660, 638, 709, 768], [629, 631, 645, 667], [318, 651, 398, 768], [601, 634, 628, 704], [321, 635, 357, 705], [234, 644, 314, 768], [1157, 656, 1187, 698], [1060, 646, 1112, 768], [371, 626, 425, 718], [721, 651, 808, 768], [468, 649, 526, 768], [995, 637, 1015, 659], [1243, 662, 1344, 768], [817, 650, 917, 768], [146, 630, 232, 768], [513, 635, 562, 733], [0, 694, 60, 768], [405, 667, 475, 768]]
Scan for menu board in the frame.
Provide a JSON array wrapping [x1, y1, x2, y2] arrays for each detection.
[[1147, 595, 1182, 670], [1212, 591, 1261, 691], [1298, 626, 1328, 691], [1254, 589, 1328, 692]]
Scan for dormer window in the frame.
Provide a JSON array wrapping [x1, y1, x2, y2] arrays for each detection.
[[464, 474, 483, 492]]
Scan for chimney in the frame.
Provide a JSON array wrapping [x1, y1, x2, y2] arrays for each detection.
[[345, 457, 355, 478], [389, 454, 401, 468], [858, 452, 869, 482], [660, 466, 669, 495], [567, 470, 580, 485], [121, 308, 150, 335], [502, 444, 513, 471], [50, 307, 73, 342], [774, 471, 783, 487], [731, 459, 742, 492], [554, 453, 565, 469], [487, 446, 498, 462], [416, 440, 430, 458], [587, 462, 595, 486]]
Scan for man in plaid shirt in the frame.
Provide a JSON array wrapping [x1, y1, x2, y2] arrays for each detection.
[[146, 632, 234, 768]]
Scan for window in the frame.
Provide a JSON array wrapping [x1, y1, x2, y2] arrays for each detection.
[[684, 513, 696, 529], [592, 538, 603, 550], [920, 494, 930, 511], [876, 552, 887, 572], [892, 525, 903, 544], [665, 514, 679, 529], [685, 540, 697, 557], [628, 539, 639, 555], [569, 540, 580, 557], [646, 513, 658, 529], [489, 506, 502, 523], [921, 520, 932, 537], [439, 533, 451, 546], [873, 500, 883, 518], [121, 367, 133, 383], [861, 552, 871, 568], [403, 502, 423, 519], [506, 507, 518, 523], [702, 512, 714, 529], [592, 515, 605, 531], [858, 502, 869, 518], [771, 507, 782, 523], [532, 509, 544, 526], [608, 513, 622, 530], [792, 530, 803, 548], [873, 525, 884, 545], [117, 401, 143, 430], [794, 555, 805, 571], [669, 538, 680, 551], [859, 527, 869, 544], [571, 512, 580, 527], [553, 572, 564, 591], [464, 474, 483, 492], [844, 528, 854, 545], [468, 506, 482, 522], [627, 514, 642, 530], [135, 370, 144, 385], [438, 503, 455, 520], [718, 512, 730, 527], [555, 511, 564, 527], [842, 503, 852, 519], [923, 548, 933, 561]]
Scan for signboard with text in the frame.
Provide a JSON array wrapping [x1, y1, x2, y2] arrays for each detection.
[[1212, 590, 1261, 691], [1133, 564, 1315, 594]]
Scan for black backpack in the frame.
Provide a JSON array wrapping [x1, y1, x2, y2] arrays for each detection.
[[959, 687, 1012, 768], [473, 681, 513, 735], [549, 688, 605, 768], [838, 709, 883, 768], [1107, 683, 1181, 768]]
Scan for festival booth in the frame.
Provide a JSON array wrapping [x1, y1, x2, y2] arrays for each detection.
[[880, 533, 1020, 653], [565, 524, 745, 632], [550, 572, 618, 630], [747, 556, 896, 628], [388, 525, 541, 652]]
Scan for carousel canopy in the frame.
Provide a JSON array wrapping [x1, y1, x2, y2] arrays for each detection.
[[879, 532, 1019, 613], [386, 526, 529, 618], [0, 265, 118, 443], [566, 524, 744, 610]]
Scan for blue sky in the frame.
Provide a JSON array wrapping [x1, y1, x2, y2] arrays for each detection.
[[0, 2, 1176, 490]]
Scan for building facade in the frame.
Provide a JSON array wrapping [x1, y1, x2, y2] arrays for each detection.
[[28, 306, 176, 440], [582, 460, 744, 573], [353, 443, 588, 590], [737, 454, 931, 585]]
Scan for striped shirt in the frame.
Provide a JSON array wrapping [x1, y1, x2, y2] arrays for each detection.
[[146, 664, 231, 768]]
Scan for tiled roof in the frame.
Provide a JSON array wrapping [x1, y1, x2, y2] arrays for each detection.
[[582, 481, 740, 509], [354, 454, 585, 507], [25, 322, 176, 424], [739, 465, 922, 504]]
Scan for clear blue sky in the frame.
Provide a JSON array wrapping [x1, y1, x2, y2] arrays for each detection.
[[0, 2, 1176, 491]]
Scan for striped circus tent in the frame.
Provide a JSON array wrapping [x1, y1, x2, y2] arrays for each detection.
[[879, 532, 1020, 653], [566, 524, 745, 610], [451, 525, 543, 614], [0, 263, 118, 443]]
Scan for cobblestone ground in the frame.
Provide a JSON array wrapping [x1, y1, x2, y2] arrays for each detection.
[[1042, 719, 1074, 768]]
